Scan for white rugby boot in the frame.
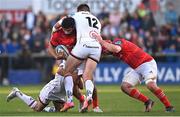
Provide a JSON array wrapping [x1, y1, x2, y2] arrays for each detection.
[[6, 87, 20, 102]]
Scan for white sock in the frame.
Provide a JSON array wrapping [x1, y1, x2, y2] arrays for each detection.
[[64, 76, 74, 103], [85, 80, 94, 100], [16, 91, 37, 108]]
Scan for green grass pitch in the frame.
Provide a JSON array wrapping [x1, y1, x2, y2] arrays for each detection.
[[0, 85, 179, 116]]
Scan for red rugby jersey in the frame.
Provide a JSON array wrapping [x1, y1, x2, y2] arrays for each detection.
[[50, 28, 76, 52], [112, 38, 153, 69]]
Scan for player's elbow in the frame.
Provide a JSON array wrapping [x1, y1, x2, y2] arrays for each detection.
[[47, 44, 55, 55], [113, 46, 121, 53], [47, 47, 52, 56]]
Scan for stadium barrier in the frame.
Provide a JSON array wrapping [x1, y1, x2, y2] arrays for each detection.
[[8, 69, 41, 85], [95, 62, 180, 84], [0, 54, 180, 85]]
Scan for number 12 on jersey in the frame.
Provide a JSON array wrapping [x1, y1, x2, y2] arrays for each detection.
[[86, 17, 99, 29]]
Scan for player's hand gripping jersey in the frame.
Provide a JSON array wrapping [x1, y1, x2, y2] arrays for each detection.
[[112, 38, 153, 69]]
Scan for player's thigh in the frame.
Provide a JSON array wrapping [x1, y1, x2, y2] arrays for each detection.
[[70, 43, 87, 60], [39, 77, 64, 106], [88, 43, 102, 63], [122, 69, 141, 86], [83, 58, 97, 81], [71, 42, 101, 62], [33, 100, 47, 112], [39, 83, 54, 106], [65, 54, 82, 74], [136, 59, 157, 84]]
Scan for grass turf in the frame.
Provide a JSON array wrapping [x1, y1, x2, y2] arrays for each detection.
[[0, 85, 179, 116]]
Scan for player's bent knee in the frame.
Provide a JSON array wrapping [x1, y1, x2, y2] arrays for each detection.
[[146, 78, 158, 91], [145, 78, 156, 85], [121, 82, 132, 92]]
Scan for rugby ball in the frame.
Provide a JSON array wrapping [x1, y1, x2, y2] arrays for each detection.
[[55, 45, 69, 58]]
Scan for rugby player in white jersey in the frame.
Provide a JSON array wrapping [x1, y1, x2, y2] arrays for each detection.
[[6, 60, 84, 112], [59, 4, 102, 112]]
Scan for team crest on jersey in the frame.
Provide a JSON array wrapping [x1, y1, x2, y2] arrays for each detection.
[[115, 40, 122, 45]]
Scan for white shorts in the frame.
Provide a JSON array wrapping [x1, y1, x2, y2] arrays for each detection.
[[39, 74, 66, 105], [122, 59, 157, 86], [71, 41, 102, 63]]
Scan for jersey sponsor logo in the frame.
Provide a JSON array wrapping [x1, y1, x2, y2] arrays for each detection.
[[83, 44, 99, 48]]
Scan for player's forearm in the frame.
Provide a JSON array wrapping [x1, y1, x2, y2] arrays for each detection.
[[101, 40, 121, 53], [47, 43, 58, 59], [52, 17, 66, 33]]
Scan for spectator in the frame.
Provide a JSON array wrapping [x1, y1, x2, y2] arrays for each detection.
[[109, 10, 122, 37], [141, 12, 156, 31], [129, 12, 141, 32], [0, 39, 8, 54], [24, 7, 36, 31], [97, 6, 109, 27], [165, 2, 178, 25], [7, 39, 21, 54]]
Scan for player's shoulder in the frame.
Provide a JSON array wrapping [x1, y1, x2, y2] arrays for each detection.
[[51, 28, 64, 38]]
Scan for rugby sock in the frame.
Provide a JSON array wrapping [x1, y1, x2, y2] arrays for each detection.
[[153, 88, 171, 107], [92, 94, 98, 108], [64, 76, 74, 103], [16, 91, 37, 108], [79, 95, 85, 103], [85, 80, 94, 100], [130, 89, 149, 103]]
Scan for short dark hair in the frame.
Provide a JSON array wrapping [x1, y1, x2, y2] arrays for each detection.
[[61, 17, 75, 29], [77, 4, 90, 12]]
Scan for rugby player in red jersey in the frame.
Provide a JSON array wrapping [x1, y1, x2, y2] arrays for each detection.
[[92, 33, 175, 112], [48, 17, 103, 112]]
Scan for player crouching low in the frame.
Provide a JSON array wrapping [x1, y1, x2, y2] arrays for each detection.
[[6, 64, 82, 112], [92, 32, 175, 112]]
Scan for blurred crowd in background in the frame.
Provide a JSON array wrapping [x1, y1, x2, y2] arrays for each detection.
[[0, 1, 180, 57]]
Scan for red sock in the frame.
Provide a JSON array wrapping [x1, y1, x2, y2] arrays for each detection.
[[79, 95, 85, 103], [130, 89, 149, 103], [154, 88, 171, 107], [92, 95, 98, 108]]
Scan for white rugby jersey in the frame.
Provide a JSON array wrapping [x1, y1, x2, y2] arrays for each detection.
[[72, 11, 101, 43]]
